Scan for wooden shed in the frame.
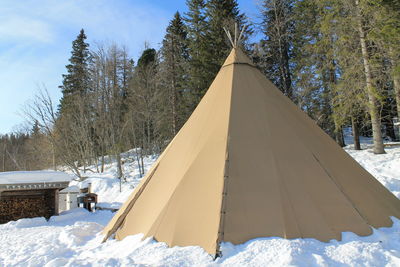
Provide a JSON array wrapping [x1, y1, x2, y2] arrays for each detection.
[[59, 185, 80, 213], [0, 171, 72, 224]]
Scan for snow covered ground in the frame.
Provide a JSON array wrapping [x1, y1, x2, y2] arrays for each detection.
[[0, 142, 400, 266]]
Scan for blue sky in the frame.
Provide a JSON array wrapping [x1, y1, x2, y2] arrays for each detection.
[[0, 0, 260, 134]]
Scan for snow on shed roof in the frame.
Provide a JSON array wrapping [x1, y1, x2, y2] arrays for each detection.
[[0, 171, 73, 185], [60, 185, 80, 193]]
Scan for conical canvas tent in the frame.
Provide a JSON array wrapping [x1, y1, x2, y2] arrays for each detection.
[[103, 48, 400, 255]]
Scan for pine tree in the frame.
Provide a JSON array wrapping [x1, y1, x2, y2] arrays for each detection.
[[184, 0, 251, 107], [160, 12, 190, 138], [184, 0, 209, 108], [294, 0, 348, 146], [59, 29, 91, 114], [31, 120, 41, 138], [205, 0, 250, 81], [129, 48, 160, 156], [353, 0, 385, 154], [259, 0, 295, 99], [368, 0, 400, 129], [56, 29, 93, 178]]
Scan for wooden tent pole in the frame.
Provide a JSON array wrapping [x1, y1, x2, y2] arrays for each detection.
[[234, 23, 238, 47], [237, 25, 247, 46], [223, 27, 235, 48]]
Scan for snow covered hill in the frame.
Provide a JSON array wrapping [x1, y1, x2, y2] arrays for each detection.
[[0, 144, 399, 266]]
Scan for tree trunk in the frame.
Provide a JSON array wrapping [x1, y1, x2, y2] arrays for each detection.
[[72, 164, 82, 181], [355, 0, 385, 154], [171, 53, 178, 136], [394, 73, 400, 121], [116, 153, 123, 179], [351, 116, 361, 150], [101, 154, 105, 173], [382, 115, 396, 141], [2, 144, 6, 172], [52, 143, 56, 171], [132, 131, 143, 176], [171, 80, 177, 136], [148, 119, 152, 154], [137, 149, 143, 176], [95, 156, 100, 173], [135, 148, 141, 176], [389, 50, 400, 122], [334, 118, 345, 147], [140, 149, 145, 176], [271, 0, 293, 99]]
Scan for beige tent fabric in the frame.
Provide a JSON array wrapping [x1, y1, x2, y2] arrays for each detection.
[[102, 60, 233, 253], [103, 48, 400, 255]]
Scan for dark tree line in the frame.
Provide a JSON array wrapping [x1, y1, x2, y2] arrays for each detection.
[[252, 0, 400, 153], [4, 0, 399, 175]]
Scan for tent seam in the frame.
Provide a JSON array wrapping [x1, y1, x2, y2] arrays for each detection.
[[252, 66, 371, 234], [215, 64, 235, 257], [149, 66, 234, 249], [249, 66, 303, 239], [310, 153, 371, 227], [222, 62, 256, 69]]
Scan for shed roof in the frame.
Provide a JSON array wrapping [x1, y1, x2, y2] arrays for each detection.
[[0, 171, 72, 184], [60, 185, 80, 193], [0, 171, 72, 191]]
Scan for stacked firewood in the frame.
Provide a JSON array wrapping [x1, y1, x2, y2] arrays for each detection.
[[0, 194, 52, 224]]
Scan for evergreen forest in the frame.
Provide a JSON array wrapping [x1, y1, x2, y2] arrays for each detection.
[[1, 0, 399, 178]]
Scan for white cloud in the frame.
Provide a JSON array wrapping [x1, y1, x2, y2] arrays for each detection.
[[0, 0, 177, 134], [0, 15, 54, 43]]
